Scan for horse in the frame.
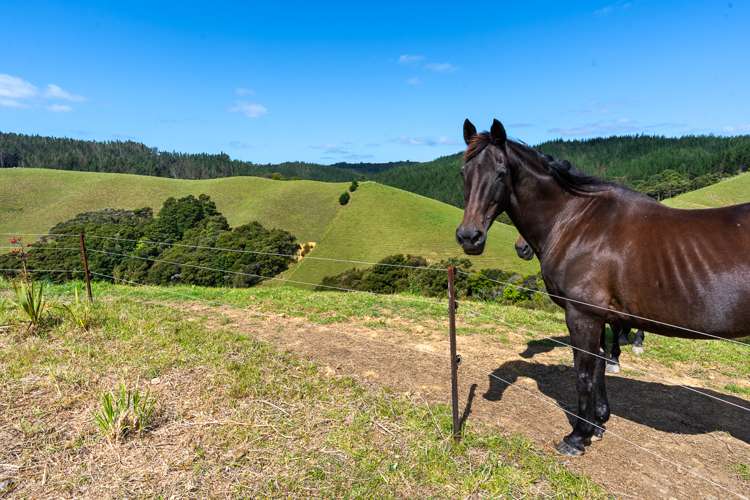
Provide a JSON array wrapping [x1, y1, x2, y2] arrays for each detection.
[[456, 118, 750, 456], [514, 235, 646, 372]]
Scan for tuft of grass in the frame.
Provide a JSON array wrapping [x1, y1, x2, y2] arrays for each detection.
[[58, 285, 97, 331], [94, 383, 156, 442], [733, 463, 750, 482]]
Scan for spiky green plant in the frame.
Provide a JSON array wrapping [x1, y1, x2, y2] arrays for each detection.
[[11, 279, 46, 329], [95, 383, 156, 442]]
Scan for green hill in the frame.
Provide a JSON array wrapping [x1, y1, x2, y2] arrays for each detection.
[[664, 172, 750, 209], [0, 168, 536, 285]]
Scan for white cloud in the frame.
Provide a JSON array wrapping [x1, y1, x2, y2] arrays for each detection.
[[548, 118, 685, 137], [47, 104, 73, 113], [235, 87, 255, 96], [44, 84, 85, 102], [0, 75, 85, 111], [723, 124, 750, 134], [424, 62, 457, 73], [229, 101, 268, 118], [0, 98, 27, 108], [396, 135, 457, 146], [406, 77, 422, 86], [594, 1, 633, 16], [0, 74, 37, 101], [398, 54, 424, 64]]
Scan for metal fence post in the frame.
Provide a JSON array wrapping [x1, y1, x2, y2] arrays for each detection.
[[447, 265, 460, 441], [79, 232, 93, 303]]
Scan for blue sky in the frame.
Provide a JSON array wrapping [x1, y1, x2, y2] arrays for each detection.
[[1, 0, 748, 164]]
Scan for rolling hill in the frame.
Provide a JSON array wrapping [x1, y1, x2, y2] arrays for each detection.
[[664, 171, 750, 209], [3, 131, 749, 209], [0, 168, 537, 285]]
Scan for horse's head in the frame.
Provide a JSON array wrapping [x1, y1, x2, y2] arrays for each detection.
[[456, 118, 513, 255], [514, 235, 534, 261]]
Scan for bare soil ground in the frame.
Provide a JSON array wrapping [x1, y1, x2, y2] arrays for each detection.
[[178, 301, 750, 499]]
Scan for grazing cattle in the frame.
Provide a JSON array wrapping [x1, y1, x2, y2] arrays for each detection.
[[457, 118, 750, 456]]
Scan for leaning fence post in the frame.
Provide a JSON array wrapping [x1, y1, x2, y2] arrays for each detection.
[[447, 265, 460, 441], [79, 232, 93, 303]]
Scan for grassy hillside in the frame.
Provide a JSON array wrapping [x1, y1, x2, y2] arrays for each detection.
[[664, 172, 750, 209], [0, 168, 536, 284]]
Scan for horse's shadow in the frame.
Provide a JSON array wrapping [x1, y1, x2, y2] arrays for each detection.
[[482, 358, 750, 444]]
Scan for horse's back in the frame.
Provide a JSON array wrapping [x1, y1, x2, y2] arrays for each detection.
[[557, 193, 750, 339]]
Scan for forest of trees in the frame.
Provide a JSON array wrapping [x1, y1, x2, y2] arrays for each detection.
[[2, 131, 749, 205], [374, 135, 750, 206]]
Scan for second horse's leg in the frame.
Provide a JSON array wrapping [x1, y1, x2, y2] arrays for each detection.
[[632, 329, 645, 355], [606, 323, 624, 373]]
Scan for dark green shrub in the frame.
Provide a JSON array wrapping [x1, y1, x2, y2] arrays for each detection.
[[349, 180, 359, 192], [339, 192, 350, 205], [0, 194, 299, 289]]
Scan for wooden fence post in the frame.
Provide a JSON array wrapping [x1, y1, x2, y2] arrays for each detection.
[[447, 265, 460, 441], [79, 232, 93, 303]]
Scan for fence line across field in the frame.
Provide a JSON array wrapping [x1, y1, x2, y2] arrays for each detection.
[[1, 259, 745, 497], [4, 230, 749, 349], [74, 246, 750, 414]]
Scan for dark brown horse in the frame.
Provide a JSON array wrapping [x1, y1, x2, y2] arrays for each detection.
[[457, 118, 750, 456], [514, 234, 646, 372]]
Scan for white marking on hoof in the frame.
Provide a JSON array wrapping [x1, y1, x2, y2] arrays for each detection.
[[606, 363, 620, 374]]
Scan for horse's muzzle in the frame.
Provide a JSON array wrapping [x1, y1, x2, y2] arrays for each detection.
[[456, 226, 486, 255]]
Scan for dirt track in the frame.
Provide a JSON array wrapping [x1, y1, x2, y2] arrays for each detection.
[[178, 302, 750, 499]]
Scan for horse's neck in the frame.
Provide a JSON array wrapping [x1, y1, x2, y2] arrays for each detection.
[[506, 166, 587, 260]]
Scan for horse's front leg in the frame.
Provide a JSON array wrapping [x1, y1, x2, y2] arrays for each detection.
[[556, 307, 605, 456]]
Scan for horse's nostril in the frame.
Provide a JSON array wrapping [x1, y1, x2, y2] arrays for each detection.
[[470, 230, 484, 245]]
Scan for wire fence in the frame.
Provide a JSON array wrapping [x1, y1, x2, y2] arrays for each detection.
[[1, 231, 748, 497]]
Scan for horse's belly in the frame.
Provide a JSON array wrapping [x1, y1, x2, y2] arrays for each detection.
[[619, 266, 750, 339]]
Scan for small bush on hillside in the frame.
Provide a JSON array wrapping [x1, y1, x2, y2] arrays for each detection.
[[349, 180, 359, 192], [339, 192, 350, 205]]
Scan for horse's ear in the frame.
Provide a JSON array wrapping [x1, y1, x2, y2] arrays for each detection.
[[463, 119, 477, 145], [490, 119, 507, 146]]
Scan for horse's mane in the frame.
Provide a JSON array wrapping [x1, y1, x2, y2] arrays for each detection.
[[465, 132, 615, 196]]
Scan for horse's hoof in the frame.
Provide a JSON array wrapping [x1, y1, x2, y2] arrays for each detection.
[[591, 427, 605, 441], [632, 346, 644, 356], [606, 362, 620, 374], [555, 439, 584, 457]]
